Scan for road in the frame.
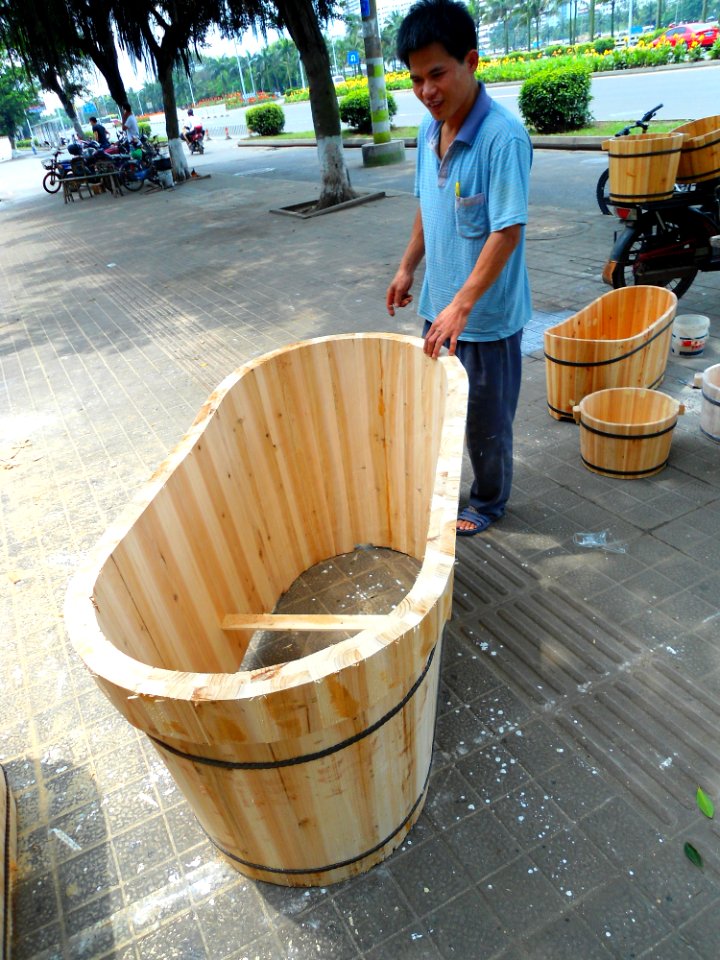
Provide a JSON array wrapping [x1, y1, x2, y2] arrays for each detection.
[[276, 63, 719, 132]]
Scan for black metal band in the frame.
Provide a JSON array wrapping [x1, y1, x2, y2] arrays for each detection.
[[579, 420, 676, 441], [544, 316, 674, 369], [2, 765, 10, 960], [608, 190, 674, 203], [208, 766, 431, 877], [607, 146, 682, 159], [149, 645, 436, 771], [702, 390, 720, 408], [682, 134, 720, 155], [700, 425, 720, 443], [581, 454, 668, 476]]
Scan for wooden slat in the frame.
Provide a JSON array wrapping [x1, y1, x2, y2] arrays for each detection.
[[222, 613, 391, 632]]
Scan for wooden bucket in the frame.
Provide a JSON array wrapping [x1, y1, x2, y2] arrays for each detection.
[[602, 132, 685, 204], [673, 116, 720, 184], [695, 363, 720, 442], [573, 387, 683, 479], [65, 334, 468, 887], [544, 286, 677, 421]]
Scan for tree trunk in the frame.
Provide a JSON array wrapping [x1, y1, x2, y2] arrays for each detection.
[[41, 69, 84, 137], [157, 56, 190, 180], [277, 0, 355, 209], [77, 16, 128, 109]]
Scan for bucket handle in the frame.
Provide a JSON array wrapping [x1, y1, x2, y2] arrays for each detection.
[[693, 372, 703, 389], [572, 404, 581, 423]]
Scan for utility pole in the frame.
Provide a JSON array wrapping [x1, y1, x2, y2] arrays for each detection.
[[359, 0, 405, 166]]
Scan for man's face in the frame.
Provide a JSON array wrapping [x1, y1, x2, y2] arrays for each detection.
[[408, 42, 479, 126]]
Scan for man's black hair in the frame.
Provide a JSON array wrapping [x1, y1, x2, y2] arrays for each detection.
[[397, 0, 477, 66], [89, 116, 97, 123]]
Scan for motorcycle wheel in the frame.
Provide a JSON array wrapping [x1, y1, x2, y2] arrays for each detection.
[[610, 216, 699, 299], [596, 169, 612, 216], [197, 141, 204, 155], [120, 161, 145, 192], [43, 170, 63, 194]]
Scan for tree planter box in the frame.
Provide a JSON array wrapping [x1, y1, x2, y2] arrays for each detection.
[[65, 333, 468, 886]]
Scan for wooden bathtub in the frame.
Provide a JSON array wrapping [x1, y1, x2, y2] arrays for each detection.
[[65, 333, 468, 886], [544, 286, 677, 421]]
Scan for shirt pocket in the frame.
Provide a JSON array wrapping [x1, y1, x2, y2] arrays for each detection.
[[454, 192, 489, 239]]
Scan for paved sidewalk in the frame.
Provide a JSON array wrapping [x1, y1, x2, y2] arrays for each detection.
[[1, 151, 719, 960]]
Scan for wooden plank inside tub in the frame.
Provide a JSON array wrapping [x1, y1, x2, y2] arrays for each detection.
[[222, 613, 390, 632]]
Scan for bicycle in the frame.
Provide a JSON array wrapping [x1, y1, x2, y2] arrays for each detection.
[[596, 104, 663, 215], [41, 149, 73, 194]]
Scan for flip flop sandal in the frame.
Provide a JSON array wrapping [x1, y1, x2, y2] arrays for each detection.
[[456, 507, 492, 537]]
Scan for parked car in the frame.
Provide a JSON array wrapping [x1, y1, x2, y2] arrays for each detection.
[[651, 22, 720, 47]]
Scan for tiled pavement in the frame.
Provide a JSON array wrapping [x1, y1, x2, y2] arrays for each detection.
[[1, 149, 719, 959]]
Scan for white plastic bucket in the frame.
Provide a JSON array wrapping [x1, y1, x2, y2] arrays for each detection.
[[671, 315, 710, 357], [697, 363, 720, 442]]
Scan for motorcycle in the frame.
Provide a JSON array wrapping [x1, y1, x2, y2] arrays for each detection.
[[184, 126, 205, 155], [596, 104, 663, 215], [602, 179, 720, 298]]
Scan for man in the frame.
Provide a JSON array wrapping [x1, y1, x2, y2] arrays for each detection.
[[89, 116, 110, 149], [386, 0, 532, 537], [121, 103, 140, 143]]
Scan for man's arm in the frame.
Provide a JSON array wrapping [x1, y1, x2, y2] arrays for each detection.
[[386, 208, 425, 317], [422, 223, 522, 358]]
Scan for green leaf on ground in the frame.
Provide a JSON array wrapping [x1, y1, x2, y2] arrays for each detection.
[[684, 841, 703, 868], [697, 787, 715, 819]]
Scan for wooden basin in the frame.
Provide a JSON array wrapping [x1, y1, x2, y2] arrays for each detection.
[[65, 333, 468, 886]]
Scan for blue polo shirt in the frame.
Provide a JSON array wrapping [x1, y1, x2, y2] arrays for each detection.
[[415, 84, 533, 341]]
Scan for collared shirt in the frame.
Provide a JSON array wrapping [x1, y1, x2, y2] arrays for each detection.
[[415, 84, 533, 341]]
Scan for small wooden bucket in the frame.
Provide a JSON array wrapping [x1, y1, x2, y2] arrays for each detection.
[[602, 132, 685, 204], [673, 116, 720, 184], [694, 363, 720, 442], [544, 286, 677, 420], [573, 387, 684, 479], [65, 334, 468, 886]]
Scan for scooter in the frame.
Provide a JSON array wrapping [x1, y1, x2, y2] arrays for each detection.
[[602, 179, 720, 299]]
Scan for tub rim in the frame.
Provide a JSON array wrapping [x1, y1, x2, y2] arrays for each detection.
[[64, 332, 469, 705]]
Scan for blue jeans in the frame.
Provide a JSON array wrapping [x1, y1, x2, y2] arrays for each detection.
[[423, 323, 523, 520]]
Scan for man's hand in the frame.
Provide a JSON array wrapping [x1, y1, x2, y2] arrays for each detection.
[[423, 300, 470, 358], [386, 268, 414, 317]]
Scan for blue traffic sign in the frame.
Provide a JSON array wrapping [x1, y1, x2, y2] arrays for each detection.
[[347, 50, 360, 65], [360, 0, 371, 15]]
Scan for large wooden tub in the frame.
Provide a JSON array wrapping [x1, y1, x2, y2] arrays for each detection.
[[65, 334, 468, 886], [544, 286, 677, 421]]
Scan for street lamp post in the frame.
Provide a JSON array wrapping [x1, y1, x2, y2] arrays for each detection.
[[233, 39, 248, 100]]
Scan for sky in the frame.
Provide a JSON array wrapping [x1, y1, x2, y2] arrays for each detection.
[[44, 21, 347, 112]]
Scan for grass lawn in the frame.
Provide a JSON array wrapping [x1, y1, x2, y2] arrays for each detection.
[[555, 119, 689, 136]]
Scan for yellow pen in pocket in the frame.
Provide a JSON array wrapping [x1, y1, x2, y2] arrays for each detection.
[[455, 181, 461, 198]]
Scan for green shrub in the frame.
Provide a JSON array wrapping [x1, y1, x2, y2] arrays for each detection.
[[138, 121, 151, 136], [518, 62, 593, 133], [246, 103, 285, 136], [16, 138, 32, 148], [710, 37, 720, 60], [339, 88, 397, 133], [543, 44, 569, 57], [593, 37, 615, 54]]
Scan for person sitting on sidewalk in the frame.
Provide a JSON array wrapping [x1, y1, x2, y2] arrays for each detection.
[[386, 0, 533, 537]]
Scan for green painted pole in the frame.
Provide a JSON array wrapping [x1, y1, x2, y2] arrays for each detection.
[[361, 0, 391, 145]]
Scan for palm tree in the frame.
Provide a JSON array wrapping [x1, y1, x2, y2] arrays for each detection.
[[381, 10, 404, 68], [482, 0, 513, 53]]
